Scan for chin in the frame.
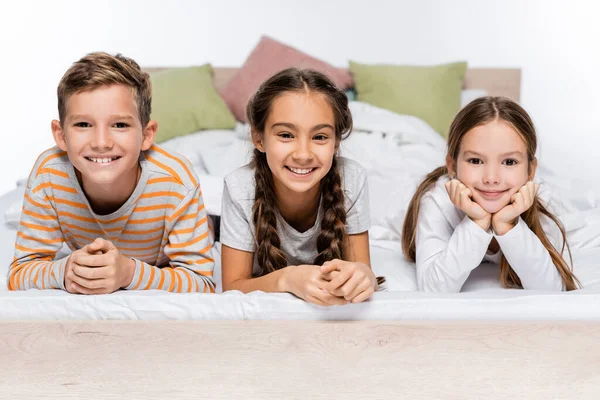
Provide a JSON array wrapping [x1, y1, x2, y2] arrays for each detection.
[[479, 200, 510, 214]]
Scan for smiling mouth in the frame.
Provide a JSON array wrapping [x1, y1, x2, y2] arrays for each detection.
[[477, 189, 508, 199], [85, 156, 121, 164], [286, 166, 316, 175]]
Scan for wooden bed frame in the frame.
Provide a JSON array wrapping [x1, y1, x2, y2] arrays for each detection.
[[145, 66, 522, 102]]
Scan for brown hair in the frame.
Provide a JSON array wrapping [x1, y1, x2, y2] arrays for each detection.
[[401, 96, 580, 290], [246, 68, 352, 274], [57, 52, 152, 127]]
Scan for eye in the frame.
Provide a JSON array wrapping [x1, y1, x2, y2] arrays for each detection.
[[313, 134, 329, 141], [467, 158, 483, 165], [503, 159, 518, 166], [74, 122, 91, 128], [114, 122, 130, 129], [278, 132, 294, 139]]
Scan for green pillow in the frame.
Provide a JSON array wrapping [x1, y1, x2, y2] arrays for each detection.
[[150, 64, 236, 143], [349, 61, 467, 137]]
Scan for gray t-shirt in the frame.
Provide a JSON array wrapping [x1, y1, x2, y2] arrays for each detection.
[[220, 157, 370, 275]]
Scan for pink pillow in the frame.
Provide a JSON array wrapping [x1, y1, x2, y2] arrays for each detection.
[[219, 36, 354, 122]]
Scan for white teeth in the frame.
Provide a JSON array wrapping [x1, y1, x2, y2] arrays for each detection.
[[289, 167, 313, 175], [88, 157, 118, 164]]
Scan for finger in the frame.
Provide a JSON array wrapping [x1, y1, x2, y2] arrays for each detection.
[[75, 253, 109, 268], [64, 279, 82, 294], [73, 264, 108, 280], [351, 287, 375, 303], [444, 180, 452, 196], [304, 295, 328, 307], [320, 270, 340, 282], [70, 272, 108, 290], [344, 278, 373, 301], [331, 272, 363, 298], [325, 268, 353, 292], [451, 181, 461, 203], [86, 238, 114, 254], [521, 185, 532, 208], [512, 192, 524, 210], [84, 238, 104, 253], [527, 182, 537, 201], [320, 259, 343, 274], [70, 281, 109, 295], [459, 187, 473, 210], [314, 290, 349, 306]]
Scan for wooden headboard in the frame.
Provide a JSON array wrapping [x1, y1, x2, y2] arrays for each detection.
[[146, 67, 521, 102]]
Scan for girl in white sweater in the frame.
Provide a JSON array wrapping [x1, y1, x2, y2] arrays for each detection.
[[402, 97, 580, 292]]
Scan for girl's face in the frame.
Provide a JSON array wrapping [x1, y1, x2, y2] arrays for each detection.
[[449, 119, 536, 214], [254, 90, 337, 200]]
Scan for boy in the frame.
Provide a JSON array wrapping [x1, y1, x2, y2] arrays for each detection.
[[8, 52, 215, 294]]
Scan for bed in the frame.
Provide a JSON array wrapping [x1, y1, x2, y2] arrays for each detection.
[[2, 67, 599, 397]]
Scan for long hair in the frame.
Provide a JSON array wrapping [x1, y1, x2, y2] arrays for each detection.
[[246, 68, 352, 274], [401, 96, 580, 290]]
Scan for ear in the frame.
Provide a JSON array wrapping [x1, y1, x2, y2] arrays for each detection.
[[251, 130, 265, 153], [141, 120, 157, 151], [51, 120, 68, 151], [445, 154, 455, 178], [529, 156, 538, 181]]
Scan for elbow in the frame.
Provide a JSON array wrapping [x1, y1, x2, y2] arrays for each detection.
[[418, 279, 461, 293], [417, 264, 464, 293], [222, 278, 244, 293]]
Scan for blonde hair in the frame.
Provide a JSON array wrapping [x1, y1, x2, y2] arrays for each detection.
[[57, 52, 152, 127], [401, 96, 580, 290]]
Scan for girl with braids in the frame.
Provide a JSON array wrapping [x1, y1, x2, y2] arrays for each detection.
[[402, 96, 580, 293], [220, 68, 378, 306]]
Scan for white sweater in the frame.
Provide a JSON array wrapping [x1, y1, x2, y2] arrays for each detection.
[[415, 176, 566, 292]]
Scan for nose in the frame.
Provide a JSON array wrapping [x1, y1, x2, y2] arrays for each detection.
[[483, 164, 500, 185], [90, 125, 114, 150], [292, 137, 314, 162]]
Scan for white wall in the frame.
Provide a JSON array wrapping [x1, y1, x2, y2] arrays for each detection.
[[1, 0, 598, 196]]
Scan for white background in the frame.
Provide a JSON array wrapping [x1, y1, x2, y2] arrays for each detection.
[[0, 0, 598, 196]]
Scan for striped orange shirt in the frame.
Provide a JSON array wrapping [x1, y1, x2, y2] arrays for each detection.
[[8, 144, 215, 293]]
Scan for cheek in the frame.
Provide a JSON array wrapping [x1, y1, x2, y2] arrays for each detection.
[[456, 165, 477, 184], [504, 167, 530, 187]]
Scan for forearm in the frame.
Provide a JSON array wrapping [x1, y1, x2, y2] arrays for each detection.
[[224, 266, 292, 294], [495, 218, 563, 291], [8, 258, 67, 291], [124, 259, 216, 293], [418, 216, 493, 293]]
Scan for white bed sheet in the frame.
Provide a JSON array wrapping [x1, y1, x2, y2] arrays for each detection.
[[2, 219, 600, 321], [2, 102, 599, 320]]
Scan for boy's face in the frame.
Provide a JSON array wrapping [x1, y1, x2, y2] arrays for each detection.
[[52, 84, 156, 189]]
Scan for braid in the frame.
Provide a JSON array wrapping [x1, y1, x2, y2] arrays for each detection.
[[314, 157, 347, 265], [252, 149, 287, 274]]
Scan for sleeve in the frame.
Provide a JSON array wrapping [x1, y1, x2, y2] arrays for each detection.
[[344, 164, 370, 234], [494, 217, 564, 291], [124, 184, 216, 293], [415, 194, 493, 293], [219, 180, 255, 252], [8, 188, 68, 291]]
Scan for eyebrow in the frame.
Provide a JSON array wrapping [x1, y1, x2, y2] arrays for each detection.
[[270, 122, 334, 131], [463, 150, 525, 158], [68, 114, 135, 121]]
